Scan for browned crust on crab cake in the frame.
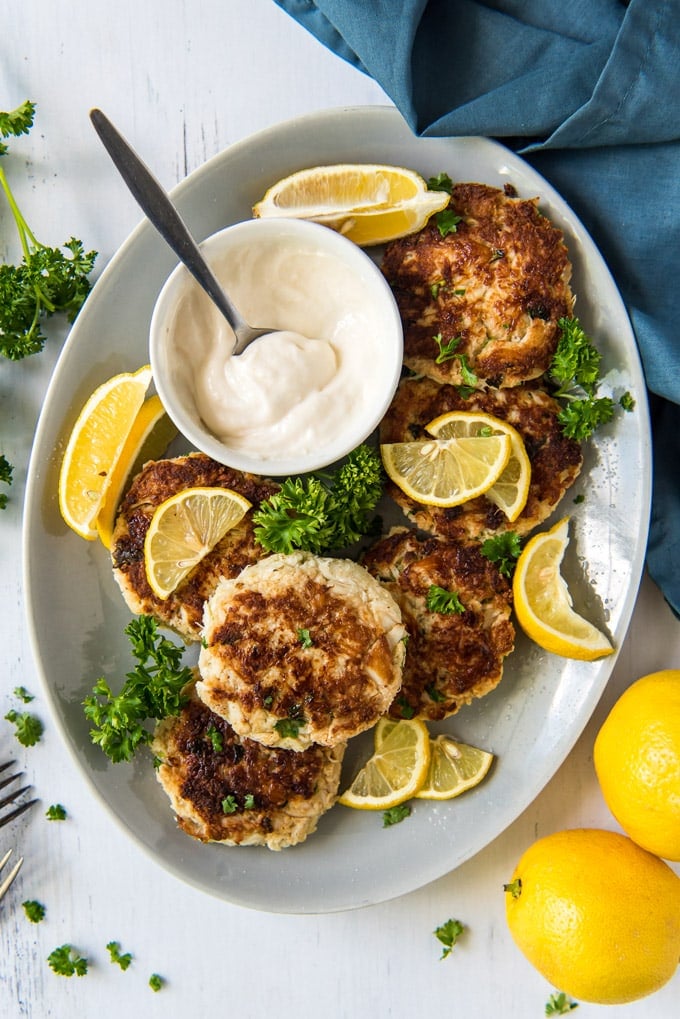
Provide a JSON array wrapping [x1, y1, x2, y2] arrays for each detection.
[[380, 375, 583, 543], [153, 684, 344, 850], [362, 529, 514, 721], [111, 452, 278, 642], [382, 182, 574, 387], [196, 551, 406, 751]]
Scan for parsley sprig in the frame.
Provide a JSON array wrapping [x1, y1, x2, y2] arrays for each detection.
[[253, 444, 384, 555], [548, 317, 619, 440], [480, 532, 522, 578], [83, 616, 192, 763], [0, 100, 97, 361], [47, 944, 89, 977], [434, 918, 465, 959]]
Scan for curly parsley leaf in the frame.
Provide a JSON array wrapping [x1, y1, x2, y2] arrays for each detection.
[[557, 396, 614, 441], [13, 685, 33, 703], [427, 171, 453, 194], [545, 991, 579, 1015], [106, 941, 133, 971], [47, 944, 89, 977], [426, 584, 465, 614], [547, 317, 621, 441], [22, 899, 46, 923], [45, 803, 67, 821], [480, 532, 522, 578], [0, 453, 13, 509], [253, 444, 383, 555], [83, 616, 192, 763], [5, 708, 43, 746], [149, 973, 164, 992], [436, 209, 463, 238], [0, 102, 97, 361], [434, 918, 465, 959], [383, 803, 411, 827]]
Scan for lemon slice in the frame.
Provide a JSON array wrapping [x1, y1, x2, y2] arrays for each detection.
[[426, 410, 531, 521], [380, 434, 511, 507], [96, 395, 178, 550], [415, 735, 494, 800], [512, 517, 614, 660], [338, 717, 431, 810], [144, 487, 252, 599], [58, 365, 152, 540], [252, 164, 450, 246]]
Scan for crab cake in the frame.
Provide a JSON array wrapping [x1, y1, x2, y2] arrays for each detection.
[[111, 452, 278, 642], [153, 684, 344, 850], [362, 529, 515, 722], [382, 181, 574, 388], [197, 551, 406, 751], [381, 375, 583, 543]]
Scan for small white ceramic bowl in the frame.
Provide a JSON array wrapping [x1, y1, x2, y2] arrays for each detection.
[[149, 217, 403, 476]]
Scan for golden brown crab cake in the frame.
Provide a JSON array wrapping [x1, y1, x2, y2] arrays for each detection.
[[362, 528, 515, 722], [380, 375, 583, 543], [153, 684, 344, 850], [196, 551, 406, 751], [111, 452, 278, 642], [382, 181, 574, 388]]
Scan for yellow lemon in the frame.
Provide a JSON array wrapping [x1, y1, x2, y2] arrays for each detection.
[[58, 365, 152, 539], [338, 717, 430, 810], [144, 487, 252, 599], [380, 433, 511, 507], [415, 735, 494, 800], [512, 517, 613, 660], [252, 164, 450, 246], [504, 828, 680, 1004], [594, 670, 680, 861], [426, 410, 531, 521], [96, 395, 178, 550]]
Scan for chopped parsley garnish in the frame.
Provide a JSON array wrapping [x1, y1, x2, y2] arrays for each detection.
[[480, 532, 522, 578], [206, 724, 223, 753], [13, 685, 34, 703], [434, 918, 465, 959], [244, 793, 256, 810], [545, 991, 579, 1015], [106, 941, 133, 971], [5, 709, 43, 747], [149, 973, 164, 992], [22, 900, 46, 923], [253, 444, 383, 555], [620, 391, 635, 411], [47, 944, 89, 977], [393, 696, 415, 719], [426, 584, 465, 614], [433, 332, 461, 364], [221, 795, 238, 815], [0, 453, 12, 509], [297, 628, 313, 648], [383, 803, 411, 827], [489, 248, 505, 262], [83, 616, 192, 763], [435, 209, 463, 238], [427, 172, 454, 194], [274, 717, 305, 740], [45, 804, 67, 821]]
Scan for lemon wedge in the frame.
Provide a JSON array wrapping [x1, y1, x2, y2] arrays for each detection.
[[58, 365, 152, 540], [252, 163, 450, 246], [380, 433, 511, 507], [415, 735, 494, 800], [512, 517, 614, 660], [426, 410, 531, 521], [144, 487, 252, 599], [96, 395, 178, 550], [338, 717, 431, 810]]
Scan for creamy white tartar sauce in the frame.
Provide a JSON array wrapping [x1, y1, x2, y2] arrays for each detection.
[[169, 235, 388, 462]]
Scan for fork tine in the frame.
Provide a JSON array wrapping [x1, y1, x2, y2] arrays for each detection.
[[0, 784, 32, 810], [0, 798, 37, 829], [0, 760, 16, 775], [0, 850, 24, 902], [0, 770, 22, 792]]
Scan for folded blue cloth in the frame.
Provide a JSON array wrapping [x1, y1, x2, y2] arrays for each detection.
[[276, 0, 680, 616]]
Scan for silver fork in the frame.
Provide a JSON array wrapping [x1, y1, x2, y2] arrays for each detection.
[[0, 760, 37, 903]]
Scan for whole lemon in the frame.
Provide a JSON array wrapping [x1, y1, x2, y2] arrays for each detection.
[[504, 828, 680, 1004], [594, 669, 680, 860]]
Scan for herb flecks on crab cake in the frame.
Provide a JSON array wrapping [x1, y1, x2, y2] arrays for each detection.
[[362, 529, 515, 722], [196, 551, 406, 751], [381, 375, 583, 543], [110, 452, 278, 642], [381, 181, 574, 388], [153, 683, 344, 850]]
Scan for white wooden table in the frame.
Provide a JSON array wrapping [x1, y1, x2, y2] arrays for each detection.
[[1, 2, 679, 1016]]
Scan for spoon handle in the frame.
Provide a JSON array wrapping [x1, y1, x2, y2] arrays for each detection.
[[89, 108, 244, 333]]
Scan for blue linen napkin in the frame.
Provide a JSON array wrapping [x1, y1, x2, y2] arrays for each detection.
[[276, 0, 680, 617]]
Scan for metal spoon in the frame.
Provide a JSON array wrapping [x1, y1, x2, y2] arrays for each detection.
[[89, 108, 272, 355]]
